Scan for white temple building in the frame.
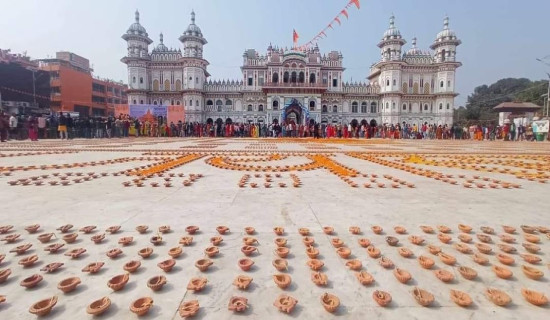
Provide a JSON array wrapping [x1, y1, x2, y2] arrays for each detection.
[[121, 11, 461, 126]]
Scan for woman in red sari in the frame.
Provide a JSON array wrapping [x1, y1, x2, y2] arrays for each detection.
[[28, 115, 38, 141]]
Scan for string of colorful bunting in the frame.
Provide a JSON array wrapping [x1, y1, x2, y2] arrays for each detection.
[[293, 0, 360, 50]]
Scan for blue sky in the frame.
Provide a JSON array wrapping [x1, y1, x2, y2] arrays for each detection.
[[1, 0, 549, 106]]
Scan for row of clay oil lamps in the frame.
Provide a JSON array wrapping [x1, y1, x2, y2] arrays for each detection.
[[207, 156, 321, 173], [352, 153, 521, 189], [270, 227, 300, 313], [123, 174, 204, 188], [6, 172, 107, 186], [237, 173, 299, 188], [0, 150, 78, 158], [0, 156, 162, 173]]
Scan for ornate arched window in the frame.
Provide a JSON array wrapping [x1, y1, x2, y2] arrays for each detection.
[[258, 104, 264, 112], [283, 72, 289, 83], [175, 79, 182, 91], [361, 102, 367, 113], [139, 77, 143, 84], [272, 73, 279, 83], [272, 100, 279, 110], [370, 102, 377, 113], [299, 72, 305, 83], [164, 80, 170, 91], [291, 72, 297, 83], [132, 77, 136, 83], [152, 80, 159, 91], [309, 73, 316, 83], [351, 102, 358, 113], [322, 105, 327, 113], [333, 105, 338, 113], [247, 104, 253, 112], [309, 101, 315, 111]]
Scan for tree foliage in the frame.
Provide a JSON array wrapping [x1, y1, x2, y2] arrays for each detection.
[[456, 78, 547, 125]]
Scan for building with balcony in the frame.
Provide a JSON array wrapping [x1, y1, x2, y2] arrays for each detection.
[[122, 11, 460, 126], [38, 52, 127, 116], [0, 49, 51, 114]]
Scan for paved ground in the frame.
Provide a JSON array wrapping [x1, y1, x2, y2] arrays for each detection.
[[0, 138, 549, 319]]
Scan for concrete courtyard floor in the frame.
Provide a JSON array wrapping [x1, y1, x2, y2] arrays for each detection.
[[0, 138, 549, 319]]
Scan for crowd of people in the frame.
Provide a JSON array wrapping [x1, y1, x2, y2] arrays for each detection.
[[0, 111, 540, 142]]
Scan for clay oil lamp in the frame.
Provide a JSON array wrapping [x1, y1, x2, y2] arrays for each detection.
[[320, 292, 340, 313], [331, 238, 344, 248], [306, 259, 324, 271], [61, 232, 78, 244], [273, 227, 284, 236], [150, 235, 163, 246], [306, 246, 319, 259], [186, 226, 199, 234], [28, 296, 58, 316], [19, 254, 39, 267], [336, 247, 351, 259], [373, 290, 392, 307], [242, 237, 257, 246], [473, 253, 489, 265], [157, 259, 176, 272], [118, 237, 134, 246], [499, 234, 516, 243], [419, 225, 434, 234], [497, 253, 515, 265], [0, 268, 12, 283], [396, 247, 413, 258], [187, 277, 208, 292], [412, 287, 434, 307], [272, 258, 288, 271], [522, 265, 544, 280], [41, 262, 64, 273], [450, 289, 472, 307], [371, 225, 383, 234], [385, 236, 399, 246], [477, 233, 492, 243], [1, 233, 20, 243], [501, 225, 516, 234], [87, 297, 111, 316], [454, 243, 472, 254], [107, 273, 130, 291], [122, 181, 131, 187], [216, 225, 229, 235], [521, 288, 548, 306], [523, 243, 541, 253], [244, 227, 255, 235], [57, 277, 81, 293], [233, 275, 253, 290], [130, 297, 154, 316], [298, 228, 310, 236], [91, 233, 105, 244], [79, 225, 96, 234], [437, 233, 452, 244], [25, 224, 40, 234], [345, 259, 362, 271], [520, 253, 542, 264], [521, 225, 536, 234], [138, 247, 153, 259], [106, 225, 121, 234], [418, 255, 435, 269], [366, 245, 381, 258], [82, 262, 105, 274], [123, 260, 141, 273], [378, 256, 394, 269], [203, 246, 218, 258], [524, 233, 540, 243], [493, 265, 513, 279], [241, 245, 258, 256], [273, 294, 298, 314], [274, 238, 287, 247], [302, 236, 315, 246], [195, 258, 213, 272], [167, 246, 182, 258], [409, 235, 424, 245], [475, 243, 492, 254], [65, 248, 86, 259], [349, 226, 361, 235], [311, 271, 328, 286], [273, 274, 291, 289], [228, 296, 248, 313], [486, 288, 511, 306], [147, 275, 167, 292], [458, 266, 477, 280], [179, 236, 193, 246], [106, 248, 122, 259], [179, 300, 200, 318], [136, 225, 148, 234], [434, 269, 454, 283], [458, 233, 472, 243], [458, 224, 473, 233], [20, 274, 43, 289], [57, 224, 73, 233]]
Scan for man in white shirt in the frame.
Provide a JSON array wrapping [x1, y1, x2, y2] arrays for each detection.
[[9, 114, 18, 140]]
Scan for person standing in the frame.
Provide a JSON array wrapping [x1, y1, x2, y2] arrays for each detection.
[[66, 114, 73, 139], [58, 113, 67, 139], [8, 113, 18, 140], [0, 111, 8, 142], [134, 118, 141, 137], [28, 115, 38, 141]]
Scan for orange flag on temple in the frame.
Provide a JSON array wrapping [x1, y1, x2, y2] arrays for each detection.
[[293, 29, 299, 45]]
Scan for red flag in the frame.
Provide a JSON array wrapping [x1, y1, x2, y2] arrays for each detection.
[[321, 31, 327, 37], [341, 9, 348, 19], [293, 29, 299, 44], [328, 23, 333, 30], [349, 0, 360, 9], [334, 17, 341, 25]]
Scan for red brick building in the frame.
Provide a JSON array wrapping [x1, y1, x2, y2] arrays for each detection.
[[38, 52, 127, 116]]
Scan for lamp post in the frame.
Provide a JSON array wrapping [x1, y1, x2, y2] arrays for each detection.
[[535, 59, 550, 118]]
